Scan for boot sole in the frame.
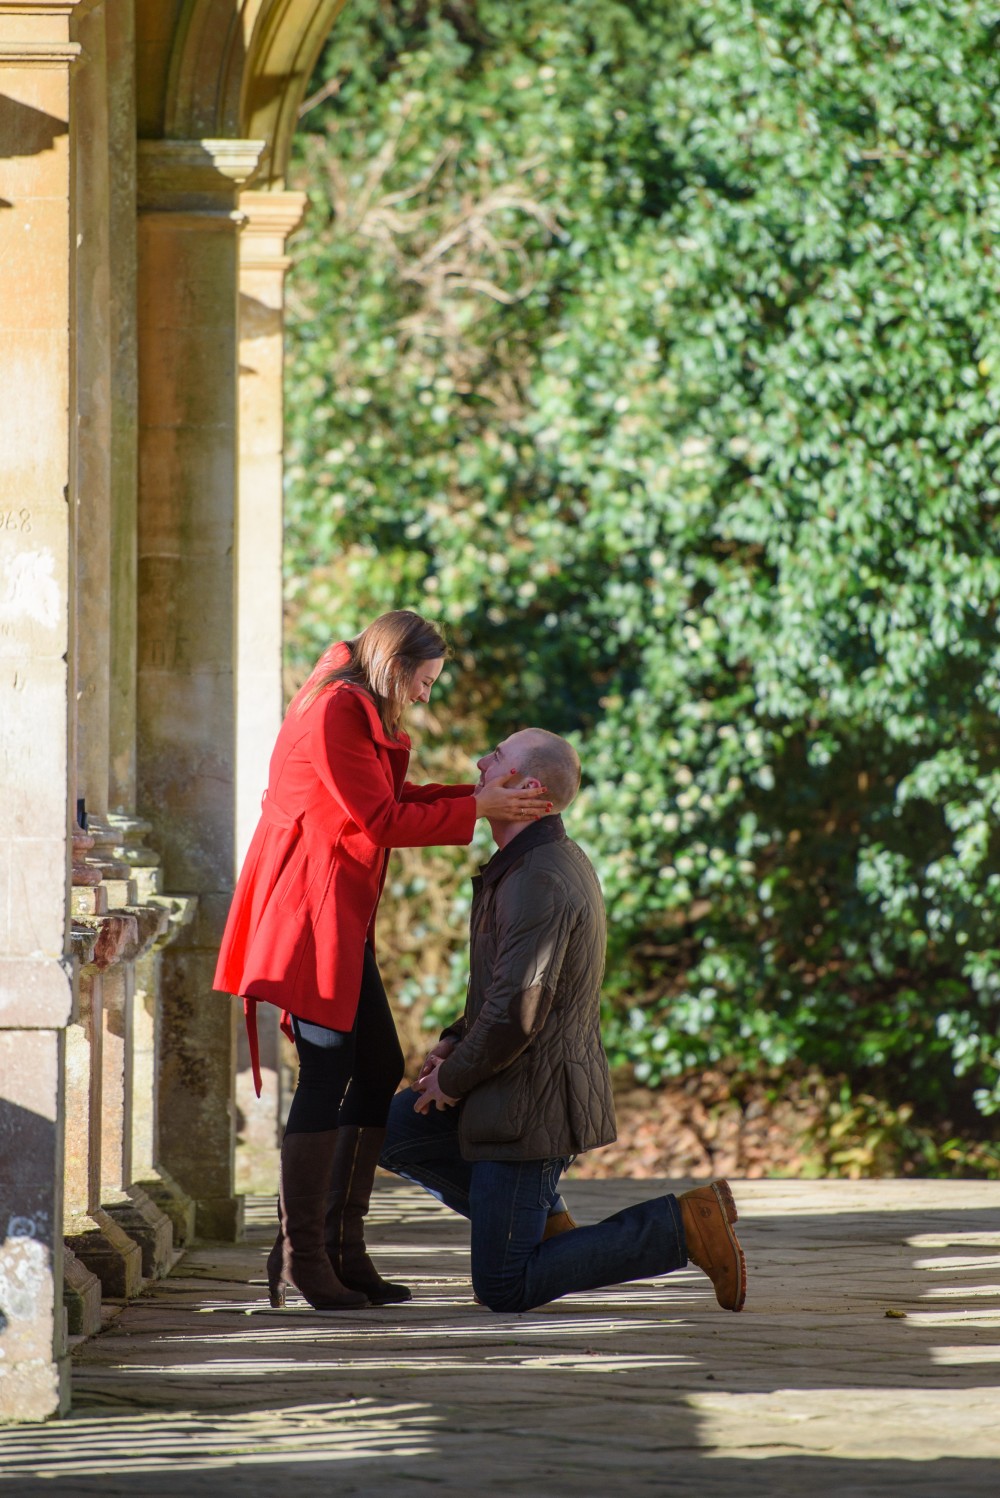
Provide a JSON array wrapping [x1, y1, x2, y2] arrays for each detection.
[[712, 1179, 739, 1226], [266, 1294, 368, 1311], [265, 1275, 366, 1311], [709, 1180, 746, 1312]]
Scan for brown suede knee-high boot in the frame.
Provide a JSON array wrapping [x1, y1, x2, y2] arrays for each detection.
[[273, 1131, 368, 1310], [266, 1215, 284, 1308], [325, 1125, 412, 1305]]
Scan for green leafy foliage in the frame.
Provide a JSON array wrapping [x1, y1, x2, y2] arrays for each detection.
[[284, 0, 1000, 1148]]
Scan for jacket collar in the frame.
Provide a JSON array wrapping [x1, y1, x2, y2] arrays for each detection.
[[305, 641, 411, 753], [478, 814, 567, 889], [340, 679, 411, 753]]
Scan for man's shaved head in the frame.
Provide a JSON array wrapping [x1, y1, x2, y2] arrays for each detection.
[[507, 728, 581, 812]]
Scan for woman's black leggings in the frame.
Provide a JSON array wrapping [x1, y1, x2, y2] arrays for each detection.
[[284, 945, 405, 1135]]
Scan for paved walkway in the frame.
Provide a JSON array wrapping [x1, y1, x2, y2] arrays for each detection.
[[2, 1178, 1000, 1496]]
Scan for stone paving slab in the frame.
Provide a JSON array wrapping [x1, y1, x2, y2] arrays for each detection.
[[2, 1179, 999, 1496]]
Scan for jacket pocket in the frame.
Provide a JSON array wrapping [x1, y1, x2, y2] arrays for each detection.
[[277, 835, 338, 920], [269, 832, 305, 908], [460, 1059, 531, 1146]]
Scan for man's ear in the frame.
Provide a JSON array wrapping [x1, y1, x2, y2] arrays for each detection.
[[521, 776, 543, 789]]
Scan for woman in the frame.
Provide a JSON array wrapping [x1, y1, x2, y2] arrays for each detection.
[[214, 610, 549, 1311]]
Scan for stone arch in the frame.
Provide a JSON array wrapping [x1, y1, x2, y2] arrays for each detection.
[[158, 0, 350, 186]]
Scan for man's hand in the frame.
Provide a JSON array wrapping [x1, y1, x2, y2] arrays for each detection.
[[414, 1061, 460, 1115], [417, 1036, 457, 1082]]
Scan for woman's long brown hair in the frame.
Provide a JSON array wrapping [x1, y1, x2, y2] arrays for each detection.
[[302, 610, 448, 737]]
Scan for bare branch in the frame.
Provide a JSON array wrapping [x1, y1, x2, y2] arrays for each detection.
[[298, 75, 343, 120]]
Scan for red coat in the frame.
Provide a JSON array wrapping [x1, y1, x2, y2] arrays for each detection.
[[214, 644, 476, 1093]]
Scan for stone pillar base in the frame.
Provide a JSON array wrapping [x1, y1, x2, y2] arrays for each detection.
[[63, 1247, 103, 1338], [135, 1167, 196, 1249], [104, 1187, 174, 1277], [195, 1193, 245, 1243], [0, 1353, 70, 1424], [64, 1208, 143, 1300]]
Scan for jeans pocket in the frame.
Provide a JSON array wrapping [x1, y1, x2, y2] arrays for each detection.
[[538, 1157, 566, 1209]]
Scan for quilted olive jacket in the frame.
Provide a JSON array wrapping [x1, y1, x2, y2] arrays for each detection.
[[436, 815, 617, 1162]]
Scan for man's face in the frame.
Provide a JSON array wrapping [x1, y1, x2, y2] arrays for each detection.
[[475, 733, 528, 790]]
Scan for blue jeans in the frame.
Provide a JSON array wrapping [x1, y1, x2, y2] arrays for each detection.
[[381, 1088, 688, 1312]]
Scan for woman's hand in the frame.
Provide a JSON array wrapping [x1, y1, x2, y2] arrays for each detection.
[[474, 770, 552, 821]]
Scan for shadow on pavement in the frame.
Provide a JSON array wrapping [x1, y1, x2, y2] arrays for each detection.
[[0, 1180, 997, 1497]]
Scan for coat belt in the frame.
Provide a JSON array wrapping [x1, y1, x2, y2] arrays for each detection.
[[259, 790, 300, 831]]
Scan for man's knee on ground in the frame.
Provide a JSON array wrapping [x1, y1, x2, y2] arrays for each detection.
[[471, 1268, 531, 1314]]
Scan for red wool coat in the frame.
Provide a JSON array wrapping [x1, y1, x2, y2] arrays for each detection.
[[214, 645, 476, 1094]]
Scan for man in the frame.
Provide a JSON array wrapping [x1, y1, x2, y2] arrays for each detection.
[[380, 728, 747, 1314]]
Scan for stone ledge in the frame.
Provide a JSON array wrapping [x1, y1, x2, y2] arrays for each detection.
[[148, 892, 198, 950], [62, 1247, 102, 1339], [64, 1208, 143, 1301], [104, 1188, 175, 1278], [75, 912, 139, 971], [133, 1169, 197, 1253]]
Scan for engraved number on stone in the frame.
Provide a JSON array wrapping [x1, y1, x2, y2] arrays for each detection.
[[1, 508, 32, 532]]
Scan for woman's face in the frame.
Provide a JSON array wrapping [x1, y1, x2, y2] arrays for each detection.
[[408, 656, 445, 705]]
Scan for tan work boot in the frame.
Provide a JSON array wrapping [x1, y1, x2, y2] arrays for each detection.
[[542, 1209, 578, 1241], [679, 1180, 747, 1312]]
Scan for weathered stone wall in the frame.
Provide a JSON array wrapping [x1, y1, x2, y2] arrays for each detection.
[[1, 0, 337, 1420], [1, 0, 82, 1420]]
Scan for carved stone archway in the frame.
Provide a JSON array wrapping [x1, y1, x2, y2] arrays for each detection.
[[160, 0, 350, 186]]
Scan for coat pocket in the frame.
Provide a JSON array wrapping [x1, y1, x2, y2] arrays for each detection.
[[276, 831, 339, 920], [460, 1059, 531, 1146], [272, 835, 306, 909]]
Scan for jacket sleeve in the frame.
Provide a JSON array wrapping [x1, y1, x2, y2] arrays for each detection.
[[437, 871, 575, 1098], [311, 692, 477, 849], [401, 781, 476, 804]]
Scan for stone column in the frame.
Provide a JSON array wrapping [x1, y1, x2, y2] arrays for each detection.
[[0, 2, 82, 1421], [105, 0, 139, 811], [106, 813, 195, 1249], [62, 824, 136, 1332], [233, 189, 306, 1194], [235, 189, 306, 862], [72, 0, 111, 819], [137, 139, 262, 1241], [64, 850, 144, 1307], [65, 819, 177, 1294]]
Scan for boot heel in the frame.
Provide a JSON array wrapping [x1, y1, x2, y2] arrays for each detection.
[[712, 1180, 738, 1225], [266, 1226, 285, 1308]]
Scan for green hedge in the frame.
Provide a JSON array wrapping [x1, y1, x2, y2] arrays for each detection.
[[284, 0, 1000, 1139]]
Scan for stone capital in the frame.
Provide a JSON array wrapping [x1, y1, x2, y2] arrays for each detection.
[[238, 189, 308, 272], [137, 138, 265, 215], [0, 37, 79, 64], [0, 0, 101, 66]]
